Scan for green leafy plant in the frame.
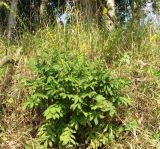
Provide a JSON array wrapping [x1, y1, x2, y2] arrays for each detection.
[[24, 50, 132, 148]]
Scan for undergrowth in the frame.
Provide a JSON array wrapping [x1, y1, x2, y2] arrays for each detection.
[[0, 23, 160, 148]]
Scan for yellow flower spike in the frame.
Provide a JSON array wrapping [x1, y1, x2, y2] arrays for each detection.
[[47, 31, 53, 41], [103, 7, 108, 16], [150, 34, 158, 43], [82, 43, 88, 56]]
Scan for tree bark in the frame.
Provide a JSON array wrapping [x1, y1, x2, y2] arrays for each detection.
[[104, 0, 116, 31], [40, 0, 48, 24], [0, 2, 9, 35], [77, 0, 97, 22], [7, 0, 18, 39]]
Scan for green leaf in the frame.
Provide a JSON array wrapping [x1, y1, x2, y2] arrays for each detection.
[[124, 120, 138, 131], [118, 96, 131, 106], [95, 95, 106, 101], [60, 127, 77, 146], [43, 104, 65, 120], [94, 117, 98, 125], [48, 141, 53, 147]]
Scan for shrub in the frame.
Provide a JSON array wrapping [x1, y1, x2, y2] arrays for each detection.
[[24, 50, 131, 148]]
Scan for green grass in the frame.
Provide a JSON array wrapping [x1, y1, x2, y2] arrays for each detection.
[[0, 22, 160, 148]]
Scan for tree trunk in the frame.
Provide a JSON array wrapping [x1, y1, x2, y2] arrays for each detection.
[[7, 0, 18, 39], [77, 0, 97, 22], [0, 2, 9, 35], [40, 0, 48, 24], [104, 0, 116, 31]]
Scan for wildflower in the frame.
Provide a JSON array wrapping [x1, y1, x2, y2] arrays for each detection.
[[103, 7, 108, 16], [47, 31, 53, 41], [82, 43, 88, 55], [150, 34, 158, 42]]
